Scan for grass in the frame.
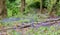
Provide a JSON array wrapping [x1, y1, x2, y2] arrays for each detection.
[[0, 19, 60, 35], [0, 25, 59, 35], [0, 0, 60, 35]]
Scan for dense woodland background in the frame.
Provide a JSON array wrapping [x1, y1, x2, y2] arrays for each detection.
[[0, 0, 60, 35], [0, 0, 60, 19]]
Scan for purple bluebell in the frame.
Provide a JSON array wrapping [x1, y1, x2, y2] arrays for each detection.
[[1, 17, 20, 22]]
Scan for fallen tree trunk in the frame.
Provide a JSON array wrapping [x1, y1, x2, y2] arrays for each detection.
[[0, 17, 60, 32]]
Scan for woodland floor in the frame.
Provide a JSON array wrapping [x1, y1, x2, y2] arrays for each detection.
[[0, 13, 60, 35], [0, 8, 59, 35]]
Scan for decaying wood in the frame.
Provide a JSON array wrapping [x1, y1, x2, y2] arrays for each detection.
[[0, 17, 60, 32]]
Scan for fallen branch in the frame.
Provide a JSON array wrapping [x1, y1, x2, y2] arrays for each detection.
[[0, 24, 32, 32], [0, 17, 60, 32]]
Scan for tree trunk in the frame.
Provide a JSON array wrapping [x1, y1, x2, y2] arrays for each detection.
[[0, 0, 7, 19], [40, 0, 42, 13], [21, 0, 25, 12]]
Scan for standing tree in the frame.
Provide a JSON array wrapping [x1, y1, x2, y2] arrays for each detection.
[[21, 0, 25, 12], [40, 0, 42, 13], [40, 0, 47, 14], [0, 0, 7, 19]]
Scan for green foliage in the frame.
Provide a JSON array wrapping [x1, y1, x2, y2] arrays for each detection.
[[5, 0, 60, 17], [43, 0, 49, 7], [47, 0, 57, 12], [25, 26, 60, 35], [56, 0, 60, 16], [9, 0, 16, 3], [28, 2, 40, 9], [6, 0, 20, 17], [1, 0, 60, 35]]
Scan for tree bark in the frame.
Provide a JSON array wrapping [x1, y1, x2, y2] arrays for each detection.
[[21, 0, 25, 12], [40, 0, 42, 13], [0, 0, 7, 19]]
